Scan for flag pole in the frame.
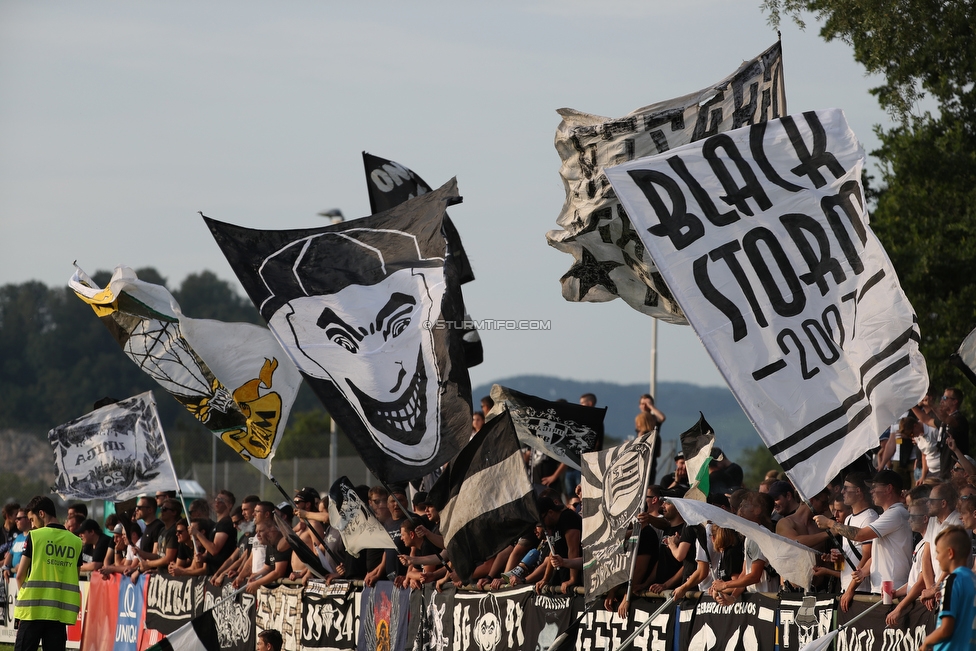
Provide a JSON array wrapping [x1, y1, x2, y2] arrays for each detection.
[[268, 475, 343, 567]]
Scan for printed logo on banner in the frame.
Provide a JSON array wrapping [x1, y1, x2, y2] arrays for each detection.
[[682, 595, 777, 651], [452, 589, 531, 651], [205, 583, 256, 651], [604, 109, 928, 499], [302, 583, 359, 649], [114, 573, 146, 651], [256, 585, 303, 651], [778, 597, 834, 651]]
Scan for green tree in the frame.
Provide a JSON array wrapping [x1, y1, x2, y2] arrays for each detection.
[[763, 1, 976, 388], [739, 445, 785, 490]]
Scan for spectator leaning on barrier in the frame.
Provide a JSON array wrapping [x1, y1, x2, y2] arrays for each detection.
[[77, 519, 111, 573], [814, 469, 912, 593], [138, 498, 181, 574], [13, 495, 82, 651]]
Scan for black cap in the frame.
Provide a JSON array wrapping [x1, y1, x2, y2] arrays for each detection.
[[536, 496, 560, 519], [294, 487, 320, 504], [711, 447, 726, 462], [767, 480, 794, 500], [413, 492, 430, 508], [78, 519, 102, 534], [871, 469, 903, 492]]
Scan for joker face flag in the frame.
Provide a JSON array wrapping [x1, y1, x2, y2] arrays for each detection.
[[70, 265, 302, 477], [205, 179, 472, 483], [604, 109, 928, 500], [49, 392, 178, 501]]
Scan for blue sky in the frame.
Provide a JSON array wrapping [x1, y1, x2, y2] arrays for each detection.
[[0, 1, 896, 390]]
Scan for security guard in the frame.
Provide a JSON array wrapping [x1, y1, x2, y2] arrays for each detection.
[[13, 495, 81, 651]]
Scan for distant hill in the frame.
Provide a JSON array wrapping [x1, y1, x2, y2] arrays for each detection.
[[472, 376, 763, 463]]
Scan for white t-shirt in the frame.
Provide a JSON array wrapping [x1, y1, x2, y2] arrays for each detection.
[[906, 537, 926, 590], [744, 537, 777, 593], [913, 424, 941, 476], [923, 511, 963, 581], [868, 502, 912, 590], [696, 524, 721, 592], [842, 508, 879, 592]]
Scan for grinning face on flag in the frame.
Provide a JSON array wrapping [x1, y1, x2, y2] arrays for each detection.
[[264, 230, 446, 466]]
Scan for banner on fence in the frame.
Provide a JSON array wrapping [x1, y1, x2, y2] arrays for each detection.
[[302, 581, 360, 650], [577, 595, 673, 651], [778, 595, 835, 651], [679, 594, 777, 651], [145, 575, 205, 635], [205, 582, 257, 651], [257, 584, 304, 651]]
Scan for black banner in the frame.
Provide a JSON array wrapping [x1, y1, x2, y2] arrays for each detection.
[[302, 581, 359, 650], [681, 594, 777, 651], [205, 582, 257, 651], [144, 575, 205, 635], [778, 595, 835, 651], [577, 595, 674, 651]]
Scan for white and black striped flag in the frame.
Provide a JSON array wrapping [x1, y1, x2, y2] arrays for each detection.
[[605, 109, 928, 501], [145, 609, 221, 651], [430, 410, 539, 583]]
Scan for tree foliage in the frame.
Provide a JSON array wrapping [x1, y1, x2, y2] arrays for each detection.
[[763, 0, 976, 389], [0, 269, 331, 475]]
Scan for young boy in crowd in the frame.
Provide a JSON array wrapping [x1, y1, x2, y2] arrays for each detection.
[[920, 526, 976, 651]]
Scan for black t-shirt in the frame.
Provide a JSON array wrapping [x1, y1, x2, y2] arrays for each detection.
[[549, 508, 582, 585], [207, 517, 235, 575], [177, 542, 194, 563], [385, 517, 407, 577], [157, 524, 178, 559], [82, 532, 112, 566], [680, 525, 705, 580], [655, 524, 683, 583], [709, 463, 744, 495], [265, 540, 292, 574], [718, 536, 745, 581], [141, 519, 165, 554]]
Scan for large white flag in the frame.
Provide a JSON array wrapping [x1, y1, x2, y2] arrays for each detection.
[[70, 265, 302, 478], [49, 392, 178, 501], [547, 41, 786, 322], [669, 498, 817, 590], [605, 109, 928, 500]]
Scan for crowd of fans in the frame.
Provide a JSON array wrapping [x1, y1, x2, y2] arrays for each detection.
[[2, 385, 975, 645]]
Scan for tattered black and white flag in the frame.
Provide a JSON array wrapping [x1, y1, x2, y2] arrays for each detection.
[[680, 413, 715, 501], [431, 411, 539, 584], [49, 392, 178, 501], [145, 608, 221, 651], [547, 41, 786, 322], [205, 179, 473, 483], [363, 152, 475, 285], [580, 432, 656, 600], [328, 477, 396, 557], [362, 152, 482, 368], [488, 384, 605, 470], [605, 109, 928, 501], [70, 265, 302, 478]]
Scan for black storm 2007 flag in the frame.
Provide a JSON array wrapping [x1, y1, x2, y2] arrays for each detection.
[[204, 179, 473, 484]]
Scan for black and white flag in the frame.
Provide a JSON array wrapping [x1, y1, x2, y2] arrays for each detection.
[[547, 41, 786, 322], [49, 392, 178, 501], [431, 411, 539, 584], [680, 413, 715, 501], [362, 152, 482, 369], [145, 609, 222, 651], [328, 477, 396, 557], [580, 432, 656, 600], [363, 152, 474, 285], [605, 109, 928, 501], [205, 179, 473, 483], [488, 384, 605, 471]]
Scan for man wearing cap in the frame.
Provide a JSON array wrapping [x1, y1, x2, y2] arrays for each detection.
[[293, 487, 323, 537], [814, 469, 912, 592], [708, 448, 743, 496], [78, 519, 111, 573]]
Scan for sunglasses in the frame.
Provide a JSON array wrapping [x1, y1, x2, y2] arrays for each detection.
[[952, 467, 965, 473], [176, 529, 188, 535], [160, 507, 177, 512], [16, 516, 28, 521]]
